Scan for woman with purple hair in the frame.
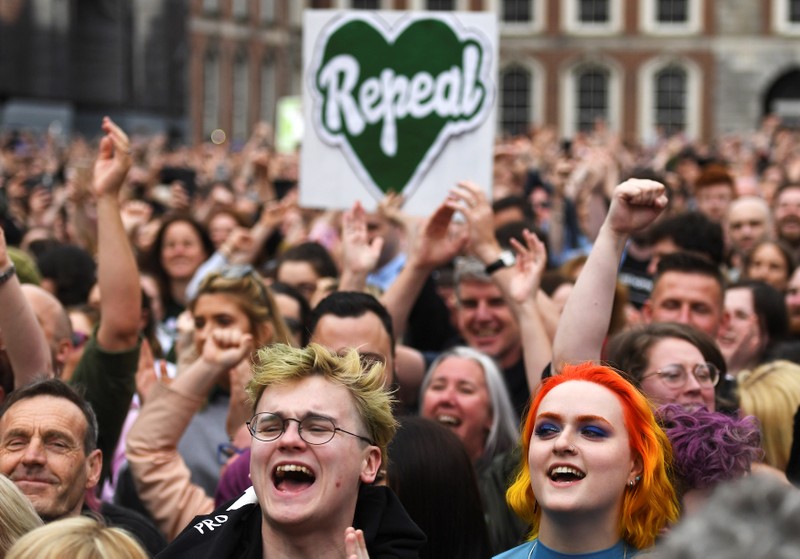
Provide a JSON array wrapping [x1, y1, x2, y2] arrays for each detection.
[[657, 404, 762, 514]]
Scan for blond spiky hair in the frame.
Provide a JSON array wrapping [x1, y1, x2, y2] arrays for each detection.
[[247, 343, 398, 466]]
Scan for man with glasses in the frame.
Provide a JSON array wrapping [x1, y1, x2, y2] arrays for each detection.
[[157, 342, 424, 559]]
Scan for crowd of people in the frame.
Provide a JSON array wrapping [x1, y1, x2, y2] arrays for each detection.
[[1, 112, 800, 558]]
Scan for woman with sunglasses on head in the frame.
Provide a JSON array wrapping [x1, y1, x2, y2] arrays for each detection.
[[125, 267, 291, 540], [494, 362, 679, 558]]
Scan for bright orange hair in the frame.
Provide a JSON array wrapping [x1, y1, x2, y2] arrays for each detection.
[[505, 362, 679, 550]]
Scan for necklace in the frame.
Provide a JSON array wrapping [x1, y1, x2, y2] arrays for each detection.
[[525, 540, 629, 559]]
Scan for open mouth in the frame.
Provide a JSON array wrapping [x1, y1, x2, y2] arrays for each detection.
[[548, 466, 586, 483], [435, 414, 461, 427], [273, 464, 316, 492], [473, 326, 499, 338]]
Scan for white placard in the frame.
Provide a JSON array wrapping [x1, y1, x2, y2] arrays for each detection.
[[300, 10, 497, 215]]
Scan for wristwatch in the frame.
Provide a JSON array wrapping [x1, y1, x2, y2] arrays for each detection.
[[484, 250, 515, 275], [0, 263, 16, 286]]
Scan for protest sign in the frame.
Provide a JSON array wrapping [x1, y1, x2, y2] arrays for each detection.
[[301, 10, 497, 215]]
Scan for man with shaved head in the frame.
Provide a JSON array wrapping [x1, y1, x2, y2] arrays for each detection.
[[725, 196, 772, 273], [19, 284, 74, 376]]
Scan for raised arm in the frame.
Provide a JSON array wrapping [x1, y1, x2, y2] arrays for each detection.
[[0, 227, 53, 390], [339, 201, 383, 292], [498, 231, 551, 394], [185, 195, 295, 301], [94, 116, 140, 351], [126, 327, 253, 540], [552, 179, 667, 371], [69, 117, 139, 485], [380, 202, 467, 341], [448, 181, 550, 393]]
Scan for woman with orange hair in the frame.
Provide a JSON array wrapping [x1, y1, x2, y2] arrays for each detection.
[[495, 363, 679, 558]]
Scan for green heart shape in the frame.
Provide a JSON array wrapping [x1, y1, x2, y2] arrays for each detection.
[[311, 16, 492, 197]]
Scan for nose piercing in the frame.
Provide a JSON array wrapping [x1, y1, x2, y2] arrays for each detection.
[[567, 445, 575, 453]]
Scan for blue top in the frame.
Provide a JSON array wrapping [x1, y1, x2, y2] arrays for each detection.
[[367, 252, 406, 292], [493, 539, 635, 559]]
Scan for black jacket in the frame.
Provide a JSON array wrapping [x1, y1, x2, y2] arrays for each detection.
[[156, 485, 425, 558]]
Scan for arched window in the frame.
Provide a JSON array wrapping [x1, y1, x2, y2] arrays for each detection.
[[638, 58, 699, 141], [500, 66, 531, 136], [654, 65, 686, 136], [763, 69, 800, 127], [576, 65, 609, 132]]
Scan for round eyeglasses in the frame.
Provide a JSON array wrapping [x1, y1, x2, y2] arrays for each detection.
[[247, 412, 375, 446], [640, 362, 720, 388]]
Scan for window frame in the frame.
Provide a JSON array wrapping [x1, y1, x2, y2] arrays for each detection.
[[498, 60, 544, 137], [407, 0, 470, 11], [640, 0, 703, 35], [637, 57, 701, 142], [561, 59, 621, 137], [332, 0, 394, 9], [563, 0, 622, 35], [487, 0, 545, 35], [773, 0, 800, 35]]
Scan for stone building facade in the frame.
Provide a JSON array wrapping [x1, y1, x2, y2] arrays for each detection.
[[0, 0, 187, 138], [3, 1, 800, 145], [189, 0, 800, 145]]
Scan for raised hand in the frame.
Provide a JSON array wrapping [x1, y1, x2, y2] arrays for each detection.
[[258, 190, 297, 231], [120, 199, 153, 235], [377, 191, 408, 230], [553, 178, 668, 371], [446, 180, 498, 262], [342, 201, 383, 276], [201, 327, 254, 372], [604, 178, 668, 238], [407, 202, 468, 272], [93, 116, 132, 198], [220, 227, 257, 264], [135, 338, 170, 403], [507, 229, 547, 306]]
